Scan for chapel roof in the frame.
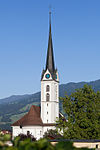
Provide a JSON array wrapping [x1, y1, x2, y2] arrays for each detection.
[[11, 105, 43, 126]]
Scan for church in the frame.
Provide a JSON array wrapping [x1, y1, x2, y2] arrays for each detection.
[[11, 13, 59, 140]]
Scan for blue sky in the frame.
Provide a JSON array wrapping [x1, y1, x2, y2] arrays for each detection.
[[0, 0, 100, 99]]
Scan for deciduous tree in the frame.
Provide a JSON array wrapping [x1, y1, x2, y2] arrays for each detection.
[[57, 85, 100, 139]]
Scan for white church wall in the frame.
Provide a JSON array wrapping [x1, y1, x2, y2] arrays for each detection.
[[22, 126, 43, 140], [12, 126, 43, 140], [12, 125, 57, 140], [12, 126, 22, 139], [41, 79, 59, 124], [41, 102, 54, 123]]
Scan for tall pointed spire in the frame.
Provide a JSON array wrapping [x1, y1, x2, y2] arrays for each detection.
[[46, 11, 55, 73]]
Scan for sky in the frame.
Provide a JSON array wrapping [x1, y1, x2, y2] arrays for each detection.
[[0, 0, 100, 99]]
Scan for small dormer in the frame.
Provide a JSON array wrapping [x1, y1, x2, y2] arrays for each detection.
[[42, 69, 52, 80], [55, 69, 59, 82]]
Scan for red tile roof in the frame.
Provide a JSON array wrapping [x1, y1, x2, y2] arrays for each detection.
[[11, 105, 43, 126]]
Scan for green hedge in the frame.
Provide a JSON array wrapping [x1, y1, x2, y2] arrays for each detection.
[[0, 134, 94, 150]]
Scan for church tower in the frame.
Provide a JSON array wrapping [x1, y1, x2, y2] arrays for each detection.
[[41, 12, 59, 124], [12, 11, 60, 140]]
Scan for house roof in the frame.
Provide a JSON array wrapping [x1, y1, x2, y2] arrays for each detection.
[[11, 105, 43, 126]]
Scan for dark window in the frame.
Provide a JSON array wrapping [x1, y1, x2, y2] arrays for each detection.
[[96, 144, 98, 148], [27, 131, 30, 135], [47, 112, 48, 114], [46, 93, 50, 101], [47, 103, 48, 106], [46, 85, 50, 92], [47, 120, 48, 123]]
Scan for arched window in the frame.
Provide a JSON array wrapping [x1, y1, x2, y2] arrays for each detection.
[[46, 93, 50, 101], [46, 85, 50, 92]]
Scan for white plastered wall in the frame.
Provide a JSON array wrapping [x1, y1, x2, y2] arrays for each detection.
[[41, 70, 59, 124], [12, 126, 43, 140], [12, 125, 56, 140]]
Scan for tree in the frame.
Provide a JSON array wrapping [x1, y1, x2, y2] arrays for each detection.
[[17, 133, 36, 141], [0, 133, 94, 150], [43, 129, 62, 139], [57, 85, 100, 139]]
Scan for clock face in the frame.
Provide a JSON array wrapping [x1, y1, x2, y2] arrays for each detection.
[[56, 74, 57, 79], [45, 74, 50, 79]]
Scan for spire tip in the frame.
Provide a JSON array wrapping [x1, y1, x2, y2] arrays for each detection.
[[49, 5, 52, 25]]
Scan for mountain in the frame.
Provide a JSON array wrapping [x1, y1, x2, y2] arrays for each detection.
[[0, 95, 32, 104], [0, 79, 100, 130]]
